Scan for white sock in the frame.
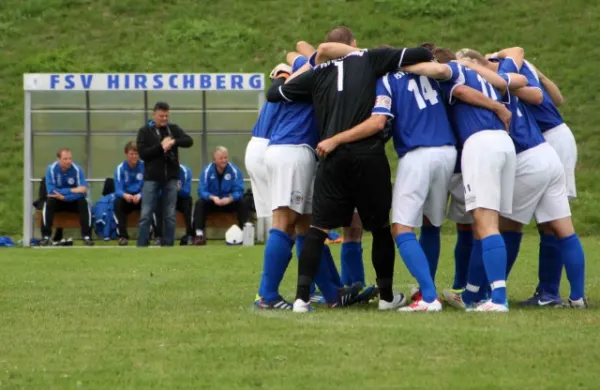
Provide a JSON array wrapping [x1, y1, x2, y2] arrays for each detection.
[[196, 229, 204, 237]]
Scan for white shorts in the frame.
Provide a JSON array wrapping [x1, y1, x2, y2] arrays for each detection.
[[264, 145, 316, 215], [392, 146, 457, 227], [447, 173, 474, 224], [501, 142, 571, 225], [462, 130, 516, 214], [543, 123, 577, 198], [245, 137, 271, 218]]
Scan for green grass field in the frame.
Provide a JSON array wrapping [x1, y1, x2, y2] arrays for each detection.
[[1, 236, 599, 389]]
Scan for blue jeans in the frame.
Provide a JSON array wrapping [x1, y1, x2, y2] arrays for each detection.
[[137, 180, 178, 247]]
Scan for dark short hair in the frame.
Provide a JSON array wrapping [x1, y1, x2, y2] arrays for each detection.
[[153, 101, 170, 111], [56, 148, 71, 158], [420, 42, 436, 52], [326, 26, 354, 45], [124, 141, 138, 154], [432, 47, 456, 63]]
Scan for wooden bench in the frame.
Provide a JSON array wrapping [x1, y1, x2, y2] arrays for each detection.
[[35, 210, 252, 240]]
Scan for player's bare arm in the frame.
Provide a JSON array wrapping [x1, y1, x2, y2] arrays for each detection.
[[315, 115, 388, 157], [401, 62, 452, 80], [512, 86, 544, 105], [296, 40, 316, 57], [534, 65, 565, 106], [493, 46, 525, 68], [285, 62, 311, 83], [452, 85, 512, 131], [314, 42, 360, 64], [286, 51, 302, 66]]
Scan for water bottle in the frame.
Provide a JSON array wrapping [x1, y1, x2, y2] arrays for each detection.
[[243, 222, 255, 246]]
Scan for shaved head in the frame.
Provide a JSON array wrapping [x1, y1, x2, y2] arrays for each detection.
[[326, 26, 355, 46]]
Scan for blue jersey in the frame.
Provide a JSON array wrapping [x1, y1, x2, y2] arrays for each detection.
[[198, 162, 244, 201], [373, 71, 455, 158], [438, 62, 506, 144], [498, 60, 545, 154], [252, 102, 284, 139], [45, 162, 88, 202], [178, 164, 192, 199], [114, 160, 144, 198], [520, 60, 564, 132], [268, 55, 319, 150]]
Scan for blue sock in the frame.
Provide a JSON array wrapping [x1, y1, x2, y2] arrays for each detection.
[[314, 249, 342, 304], [340, 241, 365, 286], [259, 229, 294, 302], [395, 232, 437, 303], [323, 245, 342, 287], [453, 229, 473, 289], [538, 232, 562, 296], [419, 226, 441, 281], [503, 231, 523, 278], [481, 234, 507, 304], [296, 235, 317, 296], [558, 234, 585, 300], [462, 239, 485, 305]]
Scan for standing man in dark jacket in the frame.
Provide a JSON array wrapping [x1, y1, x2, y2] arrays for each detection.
[[136, 101, 193, 246]]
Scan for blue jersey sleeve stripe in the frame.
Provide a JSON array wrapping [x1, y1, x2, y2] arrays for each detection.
[[371, 110, 394, 118], [447, 65, 465, 105], [382, 73, 392, 95]]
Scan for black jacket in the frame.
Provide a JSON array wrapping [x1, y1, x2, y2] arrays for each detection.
[[136, 122, 193, 182]]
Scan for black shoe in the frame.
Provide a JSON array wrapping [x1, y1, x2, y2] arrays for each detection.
[[179, 235, 190, 246], [39, 237, 51, 247], [193, 235, 206, 246], [83, 237, 94, 246], [118, 238, 128, 246]]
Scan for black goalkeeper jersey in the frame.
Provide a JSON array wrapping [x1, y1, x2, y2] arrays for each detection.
[[267, 47, 433, 153]]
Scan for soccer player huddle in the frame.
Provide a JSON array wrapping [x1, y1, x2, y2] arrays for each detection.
[[247, 26, 586, 313]]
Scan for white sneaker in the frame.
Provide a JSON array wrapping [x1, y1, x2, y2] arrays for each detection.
[[378, 293, 407, 310], [474, 300, 509, 312], [568, 297, 588, 309], [398, 299, 442, 312], [442, 289, 466, 309], [292, 299, 314, 313]]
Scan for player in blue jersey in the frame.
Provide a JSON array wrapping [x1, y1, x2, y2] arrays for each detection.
[[399, 48, 516, 312], [454, 49, 587, 308], [370, 70, 458, 312], [41, 148, 94, 246], [245, 64, 290, 226], [113, 141, 145, 246], [483, 49, 577, 307], [255, 56, 376, 310]]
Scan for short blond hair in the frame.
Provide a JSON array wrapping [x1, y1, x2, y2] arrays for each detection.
[[212, 146, 228, 158], [455, 48, 487, 65]]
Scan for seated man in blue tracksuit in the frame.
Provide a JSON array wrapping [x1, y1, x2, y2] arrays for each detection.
[[41, 148, 93, 246], [192, 146, 248, 245], [113, 141, 145, 246], [154, 164, 195, 245]]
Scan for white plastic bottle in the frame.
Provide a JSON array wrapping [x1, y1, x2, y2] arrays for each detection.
[[243, 222, 255, 246]]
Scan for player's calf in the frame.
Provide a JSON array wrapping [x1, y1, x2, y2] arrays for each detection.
[[393, 223, 439, 307]]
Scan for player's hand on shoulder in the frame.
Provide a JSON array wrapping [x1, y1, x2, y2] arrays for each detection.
[[269, 63, 292, 80]]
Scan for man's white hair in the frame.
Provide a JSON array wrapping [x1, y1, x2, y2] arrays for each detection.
[[213, 145, 228, 157]]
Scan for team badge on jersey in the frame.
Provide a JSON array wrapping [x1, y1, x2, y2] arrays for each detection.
[[374, 95, 392, 110], [224, 173, 232, 181], [291, 191, 303, 204], [68, 178, 75, 185], [136, 173, 143, 180]]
